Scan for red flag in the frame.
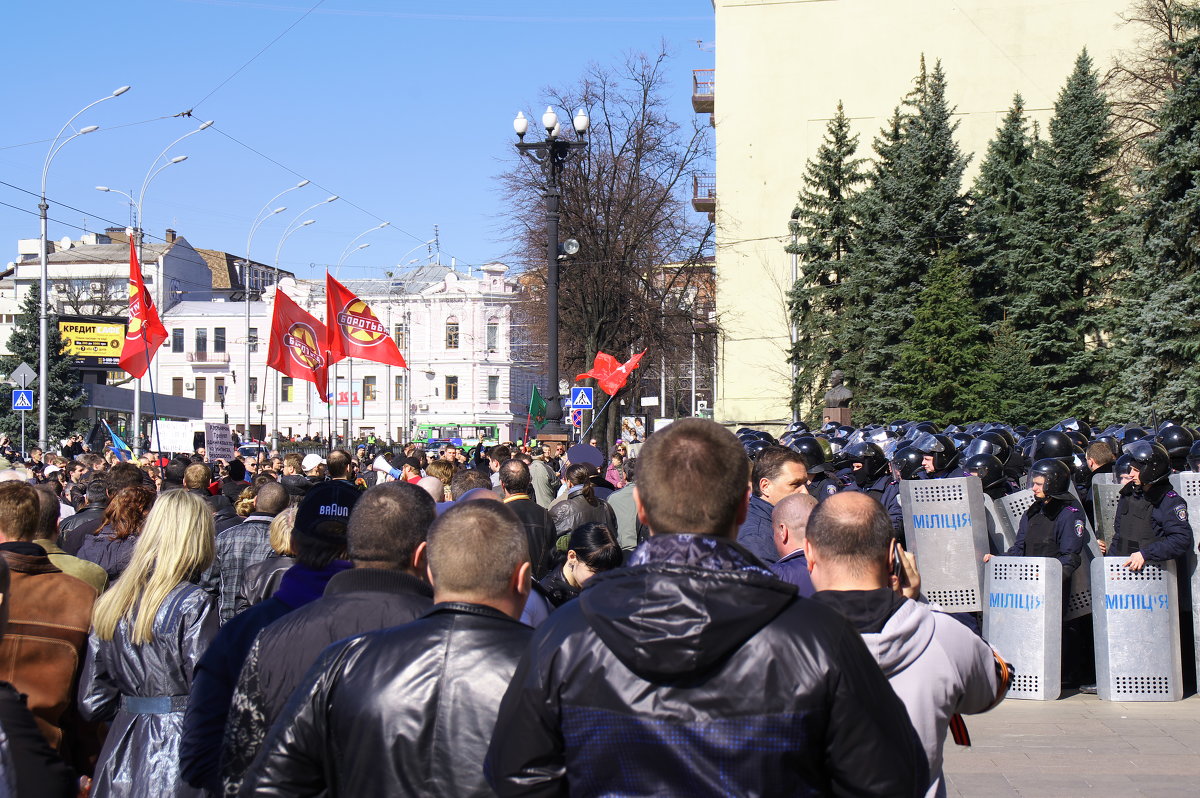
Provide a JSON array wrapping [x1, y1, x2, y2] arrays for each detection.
[[267, 291, 329, 401], [576, 350, 646, 396], [325, 274, 407, 368], [118, 234, 168, 378]]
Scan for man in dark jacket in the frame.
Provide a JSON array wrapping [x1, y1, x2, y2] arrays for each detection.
[[180, 481, 359, 794], [241, 499, 532, 798], [222, 481, 437, 794], [56, 477, 108, 555], [185, 463, 241, 534], [736, 445, 809, 564], [768, 491, 817, 596], [220, 458, 249, 504], [498, 459, 556, 578], [205, 482, 289, 623], [485, 419, 927, 797]]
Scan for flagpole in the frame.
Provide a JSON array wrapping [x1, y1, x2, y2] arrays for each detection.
[[523, 411, 532, 446], [139, 332, 164, 457], [580, 393, 618, 441]]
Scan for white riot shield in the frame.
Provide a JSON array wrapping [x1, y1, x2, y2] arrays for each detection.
[[1169, 472, 1200, 676], [983, 557, 1062, 701], [1091, 558, 1182, 702], [983, 495, 1016, 554], [902, 477, 989, 612], [995, 488, 1097, 622], [1093, 483, 1123, 543]]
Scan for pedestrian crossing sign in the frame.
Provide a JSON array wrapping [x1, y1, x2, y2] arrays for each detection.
[[11, 390, 32, 411], [570, 387, 594, 409]]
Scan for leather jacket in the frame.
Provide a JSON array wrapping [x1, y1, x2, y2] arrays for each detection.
[[240, 603, 532, 798], [548, 490, 617, 537]]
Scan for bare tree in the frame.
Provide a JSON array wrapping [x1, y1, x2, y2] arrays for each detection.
[[57, 278, 126, 316], [1102, 0, 1189, 182], [499, 49, 714, 445]]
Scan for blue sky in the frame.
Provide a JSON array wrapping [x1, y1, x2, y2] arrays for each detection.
[[0, 1, 713, 280]]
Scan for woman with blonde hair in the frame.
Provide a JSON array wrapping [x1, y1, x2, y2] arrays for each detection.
[[236, 506, 298, 612], [78, 489, 218, 798]]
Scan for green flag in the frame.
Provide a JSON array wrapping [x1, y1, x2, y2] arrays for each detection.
[[529, 386, 548, 429]]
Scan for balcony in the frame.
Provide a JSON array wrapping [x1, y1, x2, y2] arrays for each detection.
[[187, 351, 230, 365], [692, 69, 714, 114], [692, 174, 716, 214]]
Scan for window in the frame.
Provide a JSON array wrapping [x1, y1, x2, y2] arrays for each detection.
[[394, 374, 405, 400], [487, 375, 499, 401], [486, 321, 499, 352], [392, 324, 407, 351], [195, 328, 207, 353], [445, 318, 459, 350], [281, 377, 293, 402], [172, 378, 183, 397], [445, 375, 459, 400], [249, 327, 259, 354], [171, 328, 184, 353], [215, 377, 226, 405], [249, 377, 258, 404], [214, 327, 226, 353], [362, 375, 377, 401], [195, 377, 206, 403]]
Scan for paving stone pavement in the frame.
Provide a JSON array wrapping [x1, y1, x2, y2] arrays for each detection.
[[943, 692, 1200, 797]]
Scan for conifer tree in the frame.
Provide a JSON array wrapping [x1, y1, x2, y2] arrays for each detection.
[[1111, 9, 1200, 418], [894, 252, 990, 424], [1006, 50, 1121, 422], [785, 102, 866, 417], [966, 94, 1035, 326], [840, 58, 970, 420], [0, 288, 84, 444]]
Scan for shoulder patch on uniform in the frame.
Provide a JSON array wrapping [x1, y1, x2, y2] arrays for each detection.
[[1176, 505, 1188, 523], [824, 483, 838, 497], [1068, 505, 1081, 513], [1074, 519, 1085, 538]]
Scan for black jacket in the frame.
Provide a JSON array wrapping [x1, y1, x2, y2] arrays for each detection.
[[240, 603, 532, 798], [548, 491, 617, 537], [504, 496, 557, 578], [484, 534, 929, 797], [56, 503, 107, 555], [0, 681, 75, 798], [222, 569, 433, 794]]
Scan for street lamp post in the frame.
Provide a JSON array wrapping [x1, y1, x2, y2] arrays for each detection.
[[332, 225, 385, 447], [513, 106, 589, 434], [39, 85, 130, 450]]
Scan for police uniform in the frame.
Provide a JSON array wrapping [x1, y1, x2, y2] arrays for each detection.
[[1005, 497, 1087, 579], [879, 478, 904, 545], [808, 470, 850, 501], [1108, 481, 1191, 562]]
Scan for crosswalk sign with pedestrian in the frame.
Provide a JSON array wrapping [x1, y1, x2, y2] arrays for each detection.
[[11, 390, 32, 411], [570, 387, 594, 410]]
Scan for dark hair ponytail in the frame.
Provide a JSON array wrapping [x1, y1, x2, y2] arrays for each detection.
[[565, 462, 598, 506], [549, 522, 623, 573]]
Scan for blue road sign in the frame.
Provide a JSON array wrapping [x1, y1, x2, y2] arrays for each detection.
[[570, 387, 594, 410], [571, 409, 583, 427], [11, 390, 32, 411]]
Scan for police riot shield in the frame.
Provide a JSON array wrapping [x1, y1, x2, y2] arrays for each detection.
[[983, 495, 1016, 554], [1091, 557, 1182, 702], [1168, 472, 1200, 676], [994, 489, 1098, 622], [1092, 483, 1122, 543], [983, 557, 1062, 701], [902, 477, 989, 613]]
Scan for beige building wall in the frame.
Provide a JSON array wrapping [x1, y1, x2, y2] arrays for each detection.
[[711, 0, 1139, 427]]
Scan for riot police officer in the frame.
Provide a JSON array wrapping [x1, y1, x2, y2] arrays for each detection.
[[985, 459, 1086, 579], [1099, 441, 1191, 572], [789, 437, 845, 500], [910, 432, 958, 479], [842, 441, 890, 500], [881, 446, 925, 545], [961, 453, 1016, 501]]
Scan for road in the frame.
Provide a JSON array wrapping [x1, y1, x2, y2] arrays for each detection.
[[943, 692, 1200, 796]]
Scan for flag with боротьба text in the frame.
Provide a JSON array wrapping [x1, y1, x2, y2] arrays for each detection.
[[325, 273, 407, 369], [117, 233, 168, 379], [267, 290, 329, 402]]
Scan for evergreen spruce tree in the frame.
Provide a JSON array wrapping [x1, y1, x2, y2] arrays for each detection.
[[785, 102, 866, 417], [1112, 10, 1200, 419], [966, 94, 1035, 326], [840, 58, 970, 420], [1006, 50, 1121, 423], [978, 319, 1043, 423], [0, 288, 84, 445], [894, 252, 990, 425]]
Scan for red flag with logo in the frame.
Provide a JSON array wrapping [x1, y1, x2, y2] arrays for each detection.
[[118, 234, 169, 378], [325, 273, 407, 368], [576, 350, 646, 396], [267, 290, 329, 402]]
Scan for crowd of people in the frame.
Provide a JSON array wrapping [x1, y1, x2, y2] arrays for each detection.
[[0, 414, 1193, 795]]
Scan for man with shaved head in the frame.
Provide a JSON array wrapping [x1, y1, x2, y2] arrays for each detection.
[[770, 491, 818, 596], [806, 492, 1007, 798]]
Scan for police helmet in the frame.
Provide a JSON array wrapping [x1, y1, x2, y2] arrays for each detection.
[[1187, 439, 1200, 472], [1033, 430, 1075, 462], [1028, 458, 1073, 500], [1065, 430, 1090, 449], [964, 431, 1010, 464], [1155, 425, 1195, 459], [1121, 426, 1148, 443], [963, 453, 1005, 490], [788, 436, 828, 473], [891, 446, 926, 480], [844, 441, 887, 481], [910, 432, 956, 472], [1113, 453, 1135, 481], [1125, 440, 1171, 485], [743, 439, 771, 462]]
